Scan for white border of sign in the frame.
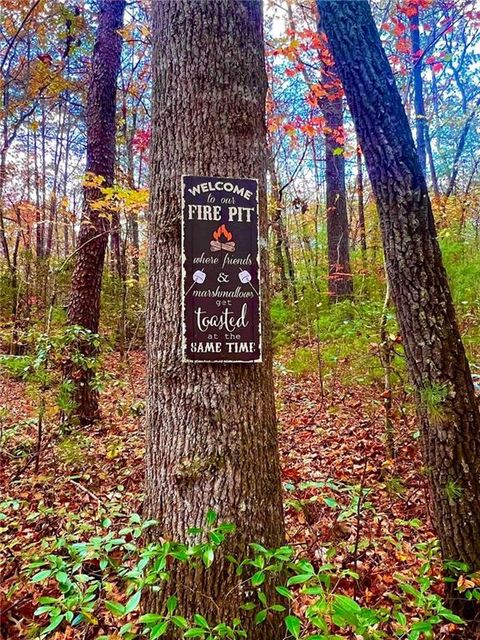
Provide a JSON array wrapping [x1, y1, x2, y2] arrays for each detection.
[[181, 175, 262, 364]]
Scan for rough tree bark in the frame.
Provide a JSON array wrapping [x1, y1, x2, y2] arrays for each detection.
[[318, 0, 480, 627], [145, 1, 285, 637], [67, 0, 125, 423]]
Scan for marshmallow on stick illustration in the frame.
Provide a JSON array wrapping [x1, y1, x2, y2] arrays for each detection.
[[184, 269, 206, 296], [238, 269, 259, 295]]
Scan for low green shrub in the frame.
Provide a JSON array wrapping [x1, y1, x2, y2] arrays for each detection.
[[15, 511, 475, 640]]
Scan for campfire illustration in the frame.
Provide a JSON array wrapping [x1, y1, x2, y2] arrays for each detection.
[[210, 224, 235, 252]]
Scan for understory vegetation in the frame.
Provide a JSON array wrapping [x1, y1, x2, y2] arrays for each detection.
[[2, 218, 480, 639]]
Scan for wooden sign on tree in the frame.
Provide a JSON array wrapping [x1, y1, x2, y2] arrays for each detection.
[[182, 175, 262, 363]]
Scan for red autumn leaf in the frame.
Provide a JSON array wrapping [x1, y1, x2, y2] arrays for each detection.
[[395, 38, 410, 53], [301, 123, 316, 137], [283, 122, 296, 133]]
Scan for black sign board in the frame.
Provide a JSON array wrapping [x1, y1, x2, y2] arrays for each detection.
[[182, 176, 262, 363]]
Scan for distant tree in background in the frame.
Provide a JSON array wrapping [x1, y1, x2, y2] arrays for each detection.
[[268, 3, 354, 301], [319, 61, 353, 301], [67, 0, 126, 423]]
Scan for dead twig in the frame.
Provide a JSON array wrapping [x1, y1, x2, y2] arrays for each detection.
[[68, 478, 105, 507]]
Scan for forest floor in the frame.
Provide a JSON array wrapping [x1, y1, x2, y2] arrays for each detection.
[[0, 349, 458, 639]]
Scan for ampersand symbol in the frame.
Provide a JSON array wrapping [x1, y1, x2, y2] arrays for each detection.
[[217, 272, 229, 283]]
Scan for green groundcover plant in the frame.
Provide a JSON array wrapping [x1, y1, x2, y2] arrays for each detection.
[[17, 511, 480, 640]]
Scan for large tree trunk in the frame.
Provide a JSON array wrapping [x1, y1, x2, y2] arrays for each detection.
[[318, 0, 480, 627], [320, 79, 353, 301], [145, 1, 285, 637], [66, 0, 125, 424]]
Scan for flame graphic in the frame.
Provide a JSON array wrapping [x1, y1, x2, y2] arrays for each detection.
[[213, 224, 233, 242]]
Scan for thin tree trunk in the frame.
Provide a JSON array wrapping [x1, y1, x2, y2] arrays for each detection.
[[318, 0, 480, 627], [409, 10, 427, 175], [287, 6, 352, 299], [66, 0, 126, 424], [63, 117, 71, 257], [33, 127, 43, 260], [0, 75, 11, 270], [425, 124, 440, 198], [0, 151, 11, 271], [146, 1, 285, 636], [110, 216, 123, 278], [268, 153, 289, 300], [9, 232, 21, 355], [40, 104, 47, 259], [45, 101, 65, 260], [124, 106, 140, 281], [410, 9, 439, 198], [356, 143, 367, 255], [281, 214, 298, 303], [312, 139, 322, 272], [320, 77, 353, 301], [127, 213, 140, 281], [379, 279, 394, 458], [268, 150, 297, 302], [62, 57, 72, 257]]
